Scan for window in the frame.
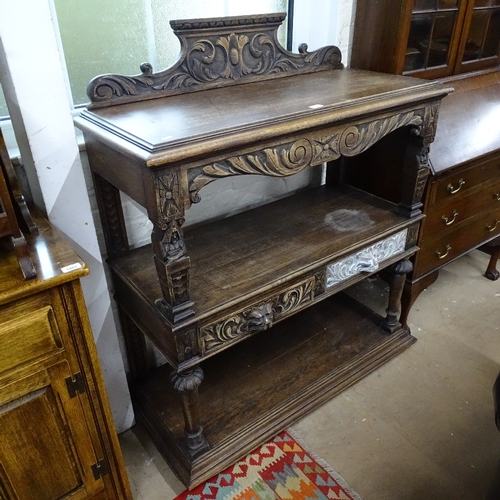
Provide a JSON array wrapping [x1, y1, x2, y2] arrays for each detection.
[[0, 83, 8, 119], [53, 0, 289, 108]]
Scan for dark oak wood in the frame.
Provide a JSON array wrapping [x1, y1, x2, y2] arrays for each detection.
[[351, 0, 500, 79], [0, 215, 132, 500], [351, 3, 500, 323], [132, 294, 416, 488], [75, 14, 449, 488]]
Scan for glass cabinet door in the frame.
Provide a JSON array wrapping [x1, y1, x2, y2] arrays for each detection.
[[455, 0, 500, 72], [404, 0, 465, 76]]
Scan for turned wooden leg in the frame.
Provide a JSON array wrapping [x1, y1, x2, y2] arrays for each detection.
[[380, 259, 413, 334], [400, 271, 439, 327], [485, 246, 500, 281], [170, 367, 210, 458]]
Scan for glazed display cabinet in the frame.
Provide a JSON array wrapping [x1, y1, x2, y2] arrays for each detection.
[[351, 0, 500, 79]]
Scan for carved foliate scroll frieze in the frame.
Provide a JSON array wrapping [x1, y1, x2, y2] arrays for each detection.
[[188, 110, 425, 203], [86, 14, 342, 108], [189, 139, 313, 203], [326, 230, 408, 288], [201, 277, 317, 353]]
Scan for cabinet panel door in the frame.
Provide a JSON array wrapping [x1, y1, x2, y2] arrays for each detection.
[[0, 362, 106, 500], [403, 0, 469, 77], [455, 0, 500, 72]]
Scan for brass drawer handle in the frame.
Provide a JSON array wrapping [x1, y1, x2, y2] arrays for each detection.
[[486, 219, 500, 232], [441, 210, 458, 226], [447, 178, 465, 194], [494, 193, 500, 201], [436, 244, 451, 259]]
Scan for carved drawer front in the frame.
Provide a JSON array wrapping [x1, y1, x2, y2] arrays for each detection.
[[326, 230, 407, 288], [0, 306, 63, 377], [420, 180, 500, 242], [200, 276, 318, 355], [431, 157, 500, 205], [415, 207, 500, 278]]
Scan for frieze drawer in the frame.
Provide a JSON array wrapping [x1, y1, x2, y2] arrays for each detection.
[[200, 276, 318, 356], [200, 229, 409, 356], [326, 229, 407, 288]]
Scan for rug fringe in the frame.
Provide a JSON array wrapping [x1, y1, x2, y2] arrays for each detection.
[[286, 427, 364, 500]]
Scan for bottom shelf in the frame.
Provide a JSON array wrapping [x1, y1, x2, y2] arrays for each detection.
[[131, 293, 416, 489]]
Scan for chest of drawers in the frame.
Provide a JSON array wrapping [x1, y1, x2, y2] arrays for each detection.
[[401, 70, 500, 322]]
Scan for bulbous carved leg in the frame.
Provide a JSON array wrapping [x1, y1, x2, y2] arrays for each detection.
[[381, 258, 413, 334], [170, 367, 210, 458]]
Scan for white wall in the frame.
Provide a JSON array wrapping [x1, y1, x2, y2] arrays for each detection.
[[0, 0, 356, 432]]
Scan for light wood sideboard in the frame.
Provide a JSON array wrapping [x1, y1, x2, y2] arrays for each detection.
[[0, 216, 131, 500], [75, 14, 451, 488]]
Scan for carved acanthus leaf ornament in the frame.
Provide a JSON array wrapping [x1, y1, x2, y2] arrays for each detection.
[[189, 110, 425, 203]]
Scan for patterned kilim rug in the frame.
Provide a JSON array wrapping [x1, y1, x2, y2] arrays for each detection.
[[174, 430, 362, 500]]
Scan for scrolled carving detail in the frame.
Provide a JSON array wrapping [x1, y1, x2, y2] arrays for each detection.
[[201, 278, 315, 352], [326, 230, 408, 288], [86, 14, 342, 107], [189, 138, 313, 203]]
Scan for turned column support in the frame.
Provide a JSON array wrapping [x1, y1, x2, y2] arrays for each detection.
[[380, 258, 413, 334], [170, 367, 210, 458]]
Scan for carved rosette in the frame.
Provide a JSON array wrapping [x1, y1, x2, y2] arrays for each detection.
[[201, 277, 316, 352], [170, 367, 204, 392], [326, 230, 408, 288], [86, 14, 342, 107], [188, 110, 425, 203]]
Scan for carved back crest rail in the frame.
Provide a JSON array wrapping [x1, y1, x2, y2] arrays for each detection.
[[86, 13, 342, 108]]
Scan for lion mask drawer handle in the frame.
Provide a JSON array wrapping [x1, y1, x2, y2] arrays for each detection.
[[436, 244, 451, 259], [493, 193, 500, 201], [486, 219, 500, 232], [447, 178, 465, 194], [441, 210, 458, 226]]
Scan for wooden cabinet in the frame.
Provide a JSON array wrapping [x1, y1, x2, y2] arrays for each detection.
[[0, 217, 131, 499], [75, 14, 450, 488], [351, 0, 500, 79], [351, 2, 500, 324]]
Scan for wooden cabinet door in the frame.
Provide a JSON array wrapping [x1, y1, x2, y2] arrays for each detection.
[[454, 0, 500, 73], [0, 361, 107, 500]]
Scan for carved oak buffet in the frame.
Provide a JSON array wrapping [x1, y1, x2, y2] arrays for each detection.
[[75, 14, 451, 488]]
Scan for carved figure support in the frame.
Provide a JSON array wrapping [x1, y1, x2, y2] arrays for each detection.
[[397, 130, 430, 219], [380, 258, 413, 334], [150, 171, 194, 323], [170, 367, 210, 458]]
